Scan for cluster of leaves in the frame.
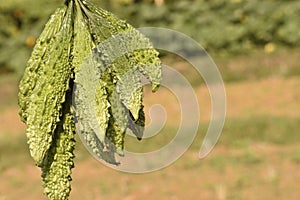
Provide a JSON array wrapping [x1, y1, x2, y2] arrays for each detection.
[[1, 0, 300, 75], [18, 0, 161, 199]]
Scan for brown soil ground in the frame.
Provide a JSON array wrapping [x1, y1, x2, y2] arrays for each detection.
[[0, 76, 300, 200]]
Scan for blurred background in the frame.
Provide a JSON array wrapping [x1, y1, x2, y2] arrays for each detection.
[[1, 0, 300, 199]]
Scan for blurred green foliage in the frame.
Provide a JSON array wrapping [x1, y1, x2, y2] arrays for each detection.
[[1, 0, 300, 75], [0, 0, 64, 75], [116, 0, 300, 52]]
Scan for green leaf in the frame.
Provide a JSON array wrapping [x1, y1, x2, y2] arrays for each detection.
[[18, 7, 66, 123], [19, 3, 74, 165], [128, 105, 145, 140], [73, 0, 162, 163], [72, 0, 94, 73], [41, 89, 75, 200]]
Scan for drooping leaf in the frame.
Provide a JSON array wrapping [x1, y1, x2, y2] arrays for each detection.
[[18, 7, 66, 122], [73, 0, 162, 163], [41, 88, 75, 200], [19, 3, 74, 165], [72, 0, 94, 73], [74, 53, 117, 164], [127, 106, 145, 140]]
